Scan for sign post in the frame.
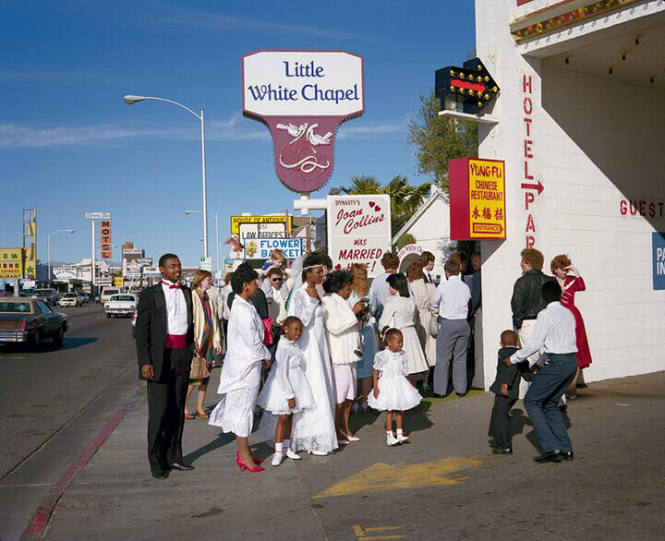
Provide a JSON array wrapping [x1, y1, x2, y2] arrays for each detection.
[[84, 212, 111, 294]]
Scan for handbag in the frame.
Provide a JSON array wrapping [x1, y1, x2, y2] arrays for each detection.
[[262, 317, 275, 346], [189, 354, 210, 380], [429, 313, 439, 338]]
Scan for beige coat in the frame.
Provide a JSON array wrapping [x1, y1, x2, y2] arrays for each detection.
[[410, 279, 437, 366], [193, 290, 222, 354]]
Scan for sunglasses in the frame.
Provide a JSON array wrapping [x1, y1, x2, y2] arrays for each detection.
[[271, 277, 283, 282]]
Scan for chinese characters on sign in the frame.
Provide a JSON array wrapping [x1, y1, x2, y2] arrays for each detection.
[[242, 50, 364, 193], [326, 195, 391, 278], [0, 248, 24, 279], [449, 158, 506, 240]]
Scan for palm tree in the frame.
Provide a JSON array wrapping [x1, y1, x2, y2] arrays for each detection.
[[342, 175, 431, 233]]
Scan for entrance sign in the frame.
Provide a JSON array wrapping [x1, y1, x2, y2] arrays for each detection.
[[243, 50, 365, 194], [653, 233, 665, 290], [449, 158, 506, 240], [327, 195, 391, 278]]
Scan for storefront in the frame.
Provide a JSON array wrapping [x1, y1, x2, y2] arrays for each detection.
[[472, 0, 665, 387]]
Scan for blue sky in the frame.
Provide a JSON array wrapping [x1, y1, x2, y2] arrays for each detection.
[[0, 0, 476, 267]]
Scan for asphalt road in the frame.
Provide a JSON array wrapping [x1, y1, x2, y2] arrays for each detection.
[[0, 303, 142, 540]]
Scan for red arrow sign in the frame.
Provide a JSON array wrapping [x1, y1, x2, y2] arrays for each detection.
[[520, 180, 544, 195]]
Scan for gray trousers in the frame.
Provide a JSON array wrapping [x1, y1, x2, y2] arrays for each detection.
[[434, 318, 470, 395]]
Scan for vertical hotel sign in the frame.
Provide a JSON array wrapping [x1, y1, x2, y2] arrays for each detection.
[[100, 220, 112, 259], [449, 158, 506, 240], [242, 50, 364, 194]]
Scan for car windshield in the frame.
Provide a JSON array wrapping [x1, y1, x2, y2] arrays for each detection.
[[104, 290, 120, 296], [63, 293, 77, 298], [35, 290, 51, 297], [0, 301, 33, 313], [111, 295, 135, 301]]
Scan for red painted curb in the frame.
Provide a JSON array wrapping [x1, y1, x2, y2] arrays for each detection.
[[20, 388, 144, 539]]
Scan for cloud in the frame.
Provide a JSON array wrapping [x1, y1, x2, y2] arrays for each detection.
[[0, 114, 269, 149], [337, 120, 407, 139], [152, 5, 360, 39]]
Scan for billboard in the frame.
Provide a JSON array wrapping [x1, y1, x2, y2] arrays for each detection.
[[0, 248, 24, 279], [230, 215, 292, 235], [244, 238, 303, 260], [449, 158, 506, 240], [326, 195, 391, 278]]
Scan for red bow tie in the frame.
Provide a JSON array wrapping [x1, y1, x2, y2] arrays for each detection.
[[162, 281, 181, 289]]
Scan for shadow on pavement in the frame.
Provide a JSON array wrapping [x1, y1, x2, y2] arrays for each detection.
[[184, 431, 236, 464]]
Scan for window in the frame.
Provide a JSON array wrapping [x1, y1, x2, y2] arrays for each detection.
[[37, 300, 52, 313], [0, 302, 32, 313]]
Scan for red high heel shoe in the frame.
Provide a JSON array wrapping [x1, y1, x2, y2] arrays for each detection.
[[236, 452, 264, 472]]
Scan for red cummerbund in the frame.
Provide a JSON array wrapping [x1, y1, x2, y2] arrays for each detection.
[[165, 334, 187, 349]]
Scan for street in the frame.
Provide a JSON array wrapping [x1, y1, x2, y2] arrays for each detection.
[[1, 308, 664, 540]]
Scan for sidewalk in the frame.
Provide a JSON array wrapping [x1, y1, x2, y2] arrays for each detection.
[[41, 370, 665, 540]]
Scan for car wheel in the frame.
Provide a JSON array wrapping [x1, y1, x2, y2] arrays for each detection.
[[53, 327, 64, 347], [106, 313, 111, 318], [31, 329, 42, 351]]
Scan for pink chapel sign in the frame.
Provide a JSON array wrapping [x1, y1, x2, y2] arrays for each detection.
[[242, 50, 365, 193]]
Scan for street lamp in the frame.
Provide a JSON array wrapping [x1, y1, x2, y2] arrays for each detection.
[[123, 94, 209, 261], [185, 210, 219, 279], [48, 229, 75, 282]]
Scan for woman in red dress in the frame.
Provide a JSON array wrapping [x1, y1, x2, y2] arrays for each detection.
[[551, 255, 592, 398]]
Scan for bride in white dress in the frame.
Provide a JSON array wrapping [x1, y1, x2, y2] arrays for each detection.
[[287, 254, 339, 456]]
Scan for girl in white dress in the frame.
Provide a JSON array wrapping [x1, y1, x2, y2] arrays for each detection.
[[257, 316, 315, 466], [287, 254, 339, 456], [368, 328, 422, 446], [209, 264, 271, 473], [379, 273, 429, 380]]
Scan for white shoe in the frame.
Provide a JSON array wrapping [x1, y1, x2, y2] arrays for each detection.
[[312, 449, 327, 456], [386, 433, 400, 446], [271, 452, 284, 466], [396, 433, 409, 443], [285, 448, 301, 460]]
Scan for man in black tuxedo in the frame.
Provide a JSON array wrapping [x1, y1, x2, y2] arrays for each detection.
[[136, 253, 195, 479], [419, 251, 436, 284]]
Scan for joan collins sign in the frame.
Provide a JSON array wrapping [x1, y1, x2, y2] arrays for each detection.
[[242, 50, 364, 194]]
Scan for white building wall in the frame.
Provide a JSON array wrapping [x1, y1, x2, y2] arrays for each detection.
[[475, 0, 665, 389]]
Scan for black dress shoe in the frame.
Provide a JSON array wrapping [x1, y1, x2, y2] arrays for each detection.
[[533, 450, 563, 463], [431, 392, 449, 399], [170, 462, 195, 471], [492, 447, 513, 455], [561, 451, 574, 461]]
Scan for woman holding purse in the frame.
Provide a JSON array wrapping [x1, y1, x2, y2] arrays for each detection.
[[185, 270, 222, 420]]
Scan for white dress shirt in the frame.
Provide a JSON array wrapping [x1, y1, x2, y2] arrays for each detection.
[[369, 272, 392, 312], [511, 301, 577, 365], [161, 280, 188, 335], [430, 274, 470, 320]]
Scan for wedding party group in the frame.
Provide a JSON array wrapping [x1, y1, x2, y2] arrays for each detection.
[[135, 245, 591, 478]]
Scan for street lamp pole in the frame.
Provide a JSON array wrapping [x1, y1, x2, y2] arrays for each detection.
[[123, 94, 209, 260], [48, 229, 75, 282], [185, 210, 219, 279]]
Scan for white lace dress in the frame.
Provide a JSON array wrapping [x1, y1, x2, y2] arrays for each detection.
[[379, 294, 429, 375], [287, 285, 339, 455], [367, 349, 422, 412]]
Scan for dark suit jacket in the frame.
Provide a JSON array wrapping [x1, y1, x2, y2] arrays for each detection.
[[510, 270, 554, 329], [136, 283, 194, 381], [489, 346, 532, 399]]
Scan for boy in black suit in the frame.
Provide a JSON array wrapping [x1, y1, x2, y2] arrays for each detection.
[[488, 329, 533, 455]]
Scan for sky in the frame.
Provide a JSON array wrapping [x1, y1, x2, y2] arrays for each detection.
[[0, 0, 476, 268]]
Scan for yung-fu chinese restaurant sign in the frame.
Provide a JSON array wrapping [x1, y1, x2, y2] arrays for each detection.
[[449, 158, 506, 240], [243, 50, 364, 194]]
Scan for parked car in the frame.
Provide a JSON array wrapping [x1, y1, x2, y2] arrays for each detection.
[[0, 298, 69, 349], [76, 291, 89, 305], [58, 293, 80, 307], [98, 287, 121, 304], [33, 288, 59, 306], [104, 293, 137, 318]]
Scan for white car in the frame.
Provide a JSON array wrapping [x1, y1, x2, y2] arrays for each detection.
[[58, 293, 80, 307], [104, 294, 137, 318]]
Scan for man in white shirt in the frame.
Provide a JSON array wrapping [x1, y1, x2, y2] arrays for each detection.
[[507, 280, 578, 463], [263, 267, 290, 325], [430, 259, 471, 397], [369, 252, 400, 320], [136, 253, 195, 479]]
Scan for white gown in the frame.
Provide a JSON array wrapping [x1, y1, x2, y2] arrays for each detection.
[[367, 350, 422, 412], [287, 285, 339, 454], [257, 338, 314, 415], [379, 294, 429, 375]]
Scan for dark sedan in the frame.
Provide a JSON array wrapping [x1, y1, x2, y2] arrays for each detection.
[[0, 298, 69, 349]]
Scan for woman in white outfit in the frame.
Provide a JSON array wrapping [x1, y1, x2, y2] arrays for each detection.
[[287, 253, 339, 456], [379, 273, 429, 381], [321, 270, 366, 443], [208, 263, 271, 472], [407, 262, 437, 389]]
